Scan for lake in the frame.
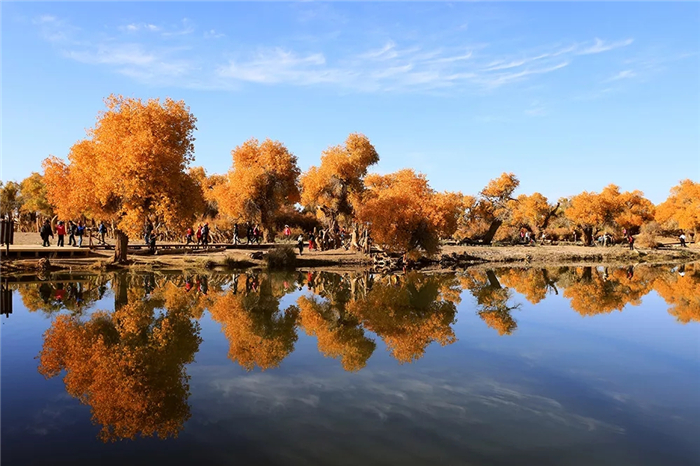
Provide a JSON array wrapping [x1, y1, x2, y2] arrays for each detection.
[[1, 265, 698, 466]]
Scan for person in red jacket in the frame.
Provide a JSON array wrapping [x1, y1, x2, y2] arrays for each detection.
[[56, 221, 66, 247]]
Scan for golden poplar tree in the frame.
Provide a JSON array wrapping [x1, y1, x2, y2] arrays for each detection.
[[656, 179, 700, 237], [213, 138, 300, 241], [300, 133, 379, 228], [355, 169, 463, 256], [42, 94, 204, 238]]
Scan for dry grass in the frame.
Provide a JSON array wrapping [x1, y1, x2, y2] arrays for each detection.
[[265, 246, 297, 269]]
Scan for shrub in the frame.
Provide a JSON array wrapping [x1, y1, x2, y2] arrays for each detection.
[[636, 221, 662, 249], [265, 246, 297, 269]]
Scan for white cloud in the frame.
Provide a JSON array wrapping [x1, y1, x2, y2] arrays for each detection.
[[65, 43, 156, 66], [33, 16, 645, 95], [205, 29, 226, 39], [606, 69, 636, 82], [577, 38, 633, 55]]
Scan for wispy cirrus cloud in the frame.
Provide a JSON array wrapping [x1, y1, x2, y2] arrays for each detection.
[[32, 14, 644, 94], [577, 38, 634, 55], [606, 69, 637, 82]]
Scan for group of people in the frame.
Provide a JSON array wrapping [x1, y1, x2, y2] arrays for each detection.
[[184, 223, 211, 248], [39, 219, 108, 248]]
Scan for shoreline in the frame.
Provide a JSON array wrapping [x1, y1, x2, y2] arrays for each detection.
[[2, 241, 698, 276]]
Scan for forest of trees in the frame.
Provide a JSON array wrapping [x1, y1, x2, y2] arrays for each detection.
[[1, 94, 698, 255]]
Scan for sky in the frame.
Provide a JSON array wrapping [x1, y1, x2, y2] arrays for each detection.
[[2, 2, 699, 204]]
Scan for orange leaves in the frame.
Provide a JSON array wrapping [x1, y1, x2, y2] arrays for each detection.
[[653, 264, 700, 324], [564, 184, 655, 241], [356, 169, 462, 255], [42, 94, 202, 237], [37, 289, 202, 442], [656, 179, 700, 231], [208, 276, 299, 371], [299, 133, 378, 226], [480, 172, 520, 202], [297, 295, 376, 372], [214, 138, 300, 236], [508, 192, 554, 234], [346, 273, 458, 363]]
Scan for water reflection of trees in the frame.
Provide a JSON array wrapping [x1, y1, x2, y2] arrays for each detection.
[[459, 270, 520, 335], [16, 275, 109, 315], [37, 283, 202, 442], [653, 263, 700, 324], [297, 272, 376, 371], [18, 260, 699, 426], [345, 272, 459, 364], [208, 273, 300, 371]]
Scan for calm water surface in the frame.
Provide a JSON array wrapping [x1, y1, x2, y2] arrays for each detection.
[[2, 265, 699, 466]]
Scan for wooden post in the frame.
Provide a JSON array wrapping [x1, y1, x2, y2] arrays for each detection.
[[114, 229, 128, 263]]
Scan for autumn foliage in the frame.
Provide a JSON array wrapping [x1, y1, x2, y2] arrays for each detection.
[[208, 274, 299, 371], [37, 289, 202, 441], [213, 138, 301, 240], [656, 179, 700, 234], [356, 169, 463, 256], [0, 92, 692, 253], [42, 95, 204, 238], [300, 133, 379, 228]]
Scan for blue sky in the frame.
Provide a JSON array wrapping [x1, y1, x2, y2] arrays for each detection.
[[2, 2, 698, 203]]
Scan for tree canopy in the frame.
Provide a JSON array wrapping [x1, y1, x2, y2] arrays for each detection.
[[213, 138, 301, 240], [42, 94, 203, 237]]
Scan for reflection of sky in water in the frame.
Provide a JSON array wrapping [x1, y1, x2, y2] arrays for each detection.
[[2, 269, 699, 466]]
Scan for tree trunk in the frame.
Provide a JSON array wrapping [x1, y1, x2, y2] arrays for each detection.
[[482, 219, 503, 245], [582, 227, 593, 246], [539, 203, 560, 232], [114, 229, 128, 263]]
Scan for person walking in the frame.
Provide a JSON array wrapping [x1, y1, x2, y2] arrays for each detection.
[[297, 233, 304, 255], [253, 224, 261, 244], [233, 223, 239, 245], [202, 223, 210, 248], [186, 226, 194, 245], [628, 234, 635, 251], [149, 230, 157, 254], [76, 221, 85, 247], [308, 231, 316, 251], [284, 225, 291, 242], [68, 220, 77, 246], [246, 222, 253, 244], [196, 224, 203, 247], [40, 220, 53, 247], [679, 233, 687, 247], [144, 221, 154, 245], [98, 221, 107, 245], [56, 221, 66, 247]]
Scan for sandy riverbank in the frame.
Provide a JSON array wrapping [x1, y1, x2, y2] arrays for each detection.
[[2, 232, 698, 275]]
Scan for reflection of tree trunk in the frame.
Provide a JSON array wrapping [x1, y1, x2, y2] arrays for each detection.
[[482, 220, 503, 245], [486, 270, 502, 289], [114, 229, 128, 263], [542, 269, 558, 295], [113, 273, 129, 310], [582, 227, 593, 246], [582, 267, 592, 282]]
